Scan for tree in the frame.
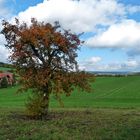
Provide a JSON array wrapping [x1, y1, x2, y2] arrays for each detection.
[[1, 77, 8, 88], [1, 18, 93, 118]]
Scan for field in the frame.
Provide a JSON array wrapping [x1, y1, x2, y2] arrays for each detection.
[[0, 76, 140, 109], [0, 67, 12, 71], [0, 76, 140, 139]]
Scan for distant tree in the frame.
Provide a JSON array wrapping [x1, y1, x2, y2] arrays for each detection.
[[1, 18, 93, 118], [0, 62, 13, 68], [0, 62, 4, 67], [1, 77, 8, 88]]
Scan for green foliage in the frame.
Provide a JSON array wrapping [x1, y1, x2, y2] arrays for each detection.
[[0, 77, 8, 88], [26, 93, 49, 119], [0, 62, 13, 69]]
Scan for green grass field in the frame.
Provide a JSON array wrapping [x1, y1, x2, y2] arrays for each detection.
[[0, 76, 140, 140], [0, 76, 140, 109], [0, 108, 140, 140], [0, 67, 12, 71]]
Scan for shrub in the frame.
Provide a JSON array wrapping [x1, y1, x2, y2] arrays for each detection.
[[1, 77, 8, 88]]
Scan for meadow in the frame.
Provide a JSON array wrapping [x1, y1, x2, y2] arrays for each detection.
[[0, 75, 140, 109], [0, 67, 12, 71], [0, 75, 140, 139]]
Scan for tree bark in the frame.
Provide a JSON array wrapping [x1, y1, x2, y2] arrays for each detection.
[[41, 93, 50, 119], [39, 84, 51, 119]]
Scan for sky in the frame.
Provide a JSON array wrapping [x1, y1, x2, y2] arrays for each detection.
[[0, 0, 140, 72]]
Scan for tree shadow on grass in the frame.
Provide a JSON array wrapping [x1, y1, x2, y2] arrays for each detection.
[[8, 109, 93, 121]]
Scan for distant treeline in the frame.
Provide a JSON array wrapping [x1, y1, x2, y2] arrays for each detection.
[[88, 71, 140, 77], [0, 62, 13, 68], [94, 73, 140, 77], [132, 72, 140, 76]]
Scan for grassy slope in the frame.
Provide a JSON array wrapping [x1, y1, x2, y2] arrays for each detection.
[[0, 109, 140, 140], [0, 76, 140, 140], [53, 75, 140, 108], [0, 86, 28, 108], [0, 76, 140, 109], [0, 67, 12, 71]]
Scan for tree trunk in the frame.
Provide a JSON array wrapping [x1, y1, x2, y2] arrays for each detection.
[[26, 85, 51, 119], [39, 83, 52, 119], [40, 93, 50, 119]]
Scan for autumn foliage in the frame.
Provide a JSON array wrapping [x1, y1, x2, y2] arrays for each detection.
[[1, 18, 93, 118]]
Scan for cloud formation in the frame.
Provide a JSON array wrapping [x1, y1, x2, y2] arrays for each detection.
[[79, 56, 102, 70], [14, 0, 140, 57], [0, 0, 140, 71], [87, 56, 102, 63], [15, 0, 127, 32], [0, 46, 10, 63], [86, 20, 140, 48], [79, 57, 140, 71]]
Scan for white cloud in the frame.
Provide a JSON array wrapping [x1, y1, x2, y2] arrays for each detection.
[[4, 0, 129, 64], [79, 56, 102, 70], [87, 56, 102, 63], [0, 46, 10, 63], [127, 5, 140, 13], [123, 60, 139, 68], [0, 34, 6, 46], [79, 57, 140, 71], [1, 0, 140, 69], [86, 20, 140, 48], [14, 0, 126, 33], [0, 0, 11, 63], [0, 20, 8, 63]]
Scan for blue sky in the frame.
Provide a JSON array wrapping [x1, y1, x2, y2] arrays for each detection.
[[0, 0, 140, 71]]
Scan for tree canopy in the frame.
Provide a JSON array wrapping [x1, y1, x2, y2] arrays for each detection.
[[1, 18, 93, 118]]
